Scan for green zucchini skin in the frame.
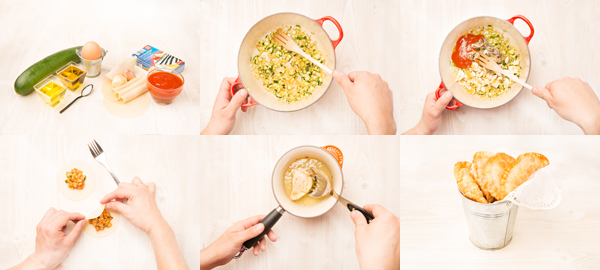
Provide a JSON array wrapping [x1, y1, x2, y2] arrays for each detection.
[[14, 46, 83, 96]]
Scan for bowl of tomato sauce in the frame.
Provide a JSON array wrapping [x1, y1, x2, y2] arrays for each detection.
[[146, 67, 185, 105]]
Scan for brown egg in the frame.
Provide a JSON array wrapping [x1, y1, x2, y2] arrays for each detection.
[[81, 41, 102, 60]]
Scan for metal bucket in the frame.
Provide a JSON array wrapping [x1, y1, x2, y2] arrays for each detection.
[[460, 191, 519, 250], [76, 48, 107, 78]]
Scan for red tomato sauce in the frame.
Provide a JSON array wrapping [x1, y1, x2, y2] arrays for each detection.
[[451, 34, 483, 69], [147, 71, 184, 103]]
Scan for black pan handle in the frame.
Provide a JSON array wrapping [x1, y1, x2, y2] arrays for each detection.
[[338, 196, 374, 224], [242, 206, 284, 249]]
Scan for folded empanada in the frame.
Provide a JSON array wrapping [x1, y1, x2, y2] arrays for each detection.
[[454, 161, 487, 204], [472, 151, 496, 203], [290, 168, 313, 200], [482, 153, 515, 201], [499, 152, 549, 199]]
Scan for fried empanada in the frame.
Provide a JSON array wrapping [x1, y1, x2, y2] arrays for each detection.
[[472, 151, 495, 203], [290, 168, 313, 200], [454, 161, 487, 204], [481, 152, 515, 201], [498, 152, 549, 199]]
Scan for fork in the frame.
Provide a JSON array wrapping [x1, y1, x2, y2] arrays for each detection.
[[273, 30, 333, 75], [475, 53, 532, 90], [308, 168, 374, 223], [87, 140, 120, 186]]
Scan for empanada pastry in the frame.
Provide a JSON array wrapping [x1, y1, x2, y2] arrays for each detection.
[[454, 161, 487, 204], [290, 168, 313, 200], [499, 152, 549, 199], [481, 153, 515, 201], [472, 151, 495, 203]]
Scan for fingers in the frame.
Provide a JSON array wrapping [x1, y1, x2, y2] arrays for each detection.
[[362, 204, 389, 218], [147, 182, 156, 194], [41, 207, 57, 222], [236, 223, 265, 244], [225, 89, 248, 115], [100, 186, 133, 204], [347, 71, 367, 82], [532, 86, 553, 103], [350, 210, 368, 228], [216, 77, 234, 100], [105, 201, 128, 214], [237, 215, 266, 230], [333, 70, 354, 90], [266, 229, 277, 242], [65, 219, 86, 245], [433, 90, 453, 112], [131, 176, 143, 185]]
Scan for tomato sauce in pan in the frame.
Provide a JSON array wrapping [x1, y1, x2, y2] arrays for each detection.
[[452, 34, 484, 69]]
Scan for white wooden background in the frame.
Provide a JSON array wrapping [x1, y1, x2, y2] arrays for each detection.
[[0, 136, 202, 269], [400, 136, 600, 269], [0, 136, 399, 269], [199, 136, 400, 270]]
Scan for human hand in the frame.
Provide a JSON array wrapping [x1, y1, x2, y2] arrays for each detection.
[[100, 177, 165, 234], [404, 91, 453, 135], [333, 70, 397, 135], [25, 208, 86, 270], [200, 215, 277, 270], [532, 77, 600, 135], [201, 77, 249, 135], [351, 204, 400, 270]]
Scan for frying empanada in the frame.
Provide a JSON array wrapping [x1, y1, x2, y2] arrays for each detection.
[[454, 161, 487, 204], [290, 168, 313, 200], [472, 151, 495, 203], [498, 152, 549, 199], [481, 153, 515, 201]]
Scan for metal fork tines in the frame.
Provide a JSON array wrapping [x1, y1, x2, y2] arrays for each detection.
[[87, 140, 121, 186]]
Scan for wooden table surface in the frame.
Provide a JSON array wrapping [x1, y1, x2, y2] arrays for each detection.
[[0, 135, 399, 269], [199, 136, 400, 270], [4, 0, 592, 135], [400, 136, 600, 269]]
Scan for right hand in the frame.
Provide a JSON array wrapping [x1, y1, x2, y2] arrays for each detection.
[[532, 77, 600, 134], [403, 91, 453, 135], [201, 77, 249, 135], [200, 215, 277, 270], [333, 70, 397, 135], [100, 177, 165, 234], [351, 204, 400, 270]]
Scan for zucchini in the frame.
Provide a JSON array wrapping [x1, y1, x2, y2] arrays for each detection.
[[14, 46, 82, 96]]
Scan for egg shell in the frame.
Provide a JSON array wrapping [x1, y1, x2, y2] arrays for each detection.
[[81, 41, 102, 60]]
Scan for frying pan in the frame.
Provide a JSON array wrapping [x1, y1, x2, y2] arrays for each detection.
[[230, 13, 343, 112], [234, 145, 371, 258], [436, 15, 535, 110]]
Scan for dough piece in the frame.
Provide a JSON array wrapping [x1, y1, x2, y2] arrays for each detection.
[[56, 160, 96, 201], [472, 151, 495, 203], [454, 161, 486, 204], [499, 152, 549, 199], [481, 153, 515, 201], [290, 168, 313, 201], [83, 205, 120, 237], [101, 79, 150, 119]]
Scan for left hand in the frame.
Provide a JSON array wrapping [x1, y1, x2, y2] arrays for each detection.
[[29, 208, 86, 269], [200, 215, 277, 270], [201, 77, 249, 135]]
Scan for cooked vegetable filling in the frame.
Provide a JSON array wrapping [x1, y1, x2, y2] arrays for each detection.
[[65, 168, 86, 190], [251, 25, 326, 103], [88, 208, 113, 232], [451, 25, 522, 99]]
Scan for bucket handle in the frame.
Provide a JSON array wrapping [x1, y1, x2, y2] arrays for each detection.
[[507, 15, 535, 44], [314, 16, 344, 49], [230, 76, 258, 108], [435, 82, 463, 110]]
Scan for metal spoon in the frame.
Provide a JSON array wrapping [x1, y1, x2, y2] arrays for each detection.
[[308, 168, 375, 223], [60, 84, 93, 114]]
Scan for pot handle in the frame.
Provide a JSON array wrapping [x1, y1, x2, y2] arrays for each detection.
[[435, 82, 462, 110], [230, 77, 258, 108], [315, 16, 344, 49], [507, 15, 535, 44], [235, 206, 285, 259], [321, 145, 343, 168]]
